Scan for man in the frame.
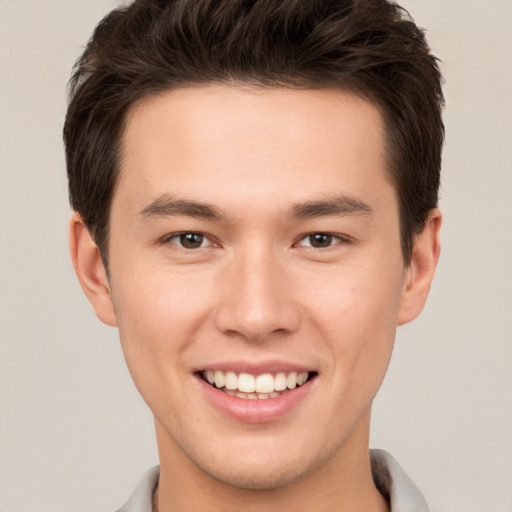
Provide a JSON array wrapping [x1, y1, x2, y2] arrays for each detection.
[[64, 0, 443, 510]]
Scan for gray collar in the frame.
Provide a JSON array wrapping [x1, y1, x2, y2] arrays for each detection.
[[371, 449, 430, 512], [117, 450, 429, 512]]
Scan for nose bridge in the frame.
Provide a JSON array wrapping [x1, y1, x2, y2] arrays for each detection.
[[215, 242, 300, 341]]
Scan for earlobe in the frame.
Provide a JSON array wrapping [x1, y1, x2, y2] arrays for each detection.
[[69, 212, 118, 327], [398, 209, 442, 326]]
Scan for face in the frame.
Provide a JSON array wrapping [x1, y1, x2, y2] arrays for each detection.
[[105, 86, 412, 489]]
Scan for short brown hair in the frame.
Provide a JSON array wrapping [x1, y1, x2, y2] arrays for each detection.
[[64, 0, 444, 267]]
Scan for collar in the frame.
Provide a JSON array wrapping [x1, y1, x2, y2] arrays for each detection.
[[371, 449, 430, 512]]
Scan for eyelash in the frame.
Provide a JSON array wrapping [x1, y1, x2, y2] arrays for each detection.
[[161, 232, 350, 250]]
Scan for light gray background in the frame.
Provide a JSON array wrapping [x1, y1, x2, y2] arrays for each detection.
[[1, 1, 511, 511]]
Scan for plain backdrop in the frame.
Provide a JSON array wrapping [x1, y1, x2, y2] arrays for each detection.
[[1, 1, 511, 511]]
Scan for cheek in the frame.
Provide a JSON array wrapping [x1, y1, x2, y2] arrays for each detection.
[[305, 259, 403, 327], [114, 261, 214, 334], [303, 262, 403, 379], [110, 264, 216, 390]]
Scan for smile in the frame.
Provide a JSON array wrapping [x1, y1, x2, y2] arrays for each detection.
[[200, 370, 314, 400]]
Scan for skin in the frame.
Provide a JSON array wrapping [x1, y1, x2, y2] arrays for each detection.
[[70, 85, 441, 512]]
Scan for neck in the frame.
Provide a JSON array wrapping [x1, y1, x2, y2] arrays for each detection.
[[153, 414, 389, 512]]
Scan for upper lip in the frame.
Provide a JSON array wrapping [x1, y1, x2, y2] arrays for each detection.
[[196, 360, 315, 375]]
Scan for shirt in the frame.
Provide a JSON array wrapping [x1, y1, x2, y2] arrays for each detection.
[[116, 449, 429, 512]]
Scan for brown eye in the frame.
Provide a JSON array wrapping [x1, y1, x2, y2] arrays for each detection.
[[179, 233, 205, 249], [296, 233, 342, 249], [165, 232, 210, 249], [309, 234, 333, 248]]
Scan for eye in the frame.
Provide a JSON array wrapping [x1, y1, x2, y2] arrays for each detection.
[[165, 232, 213, 249], [296, 233, 343, 248]]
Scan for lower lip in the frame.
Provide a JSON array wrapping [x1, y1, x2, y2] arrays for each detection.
[[196, 375, 315, 423]]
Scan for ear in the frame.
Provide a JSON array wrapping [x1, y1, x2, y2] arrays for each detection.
[[69, 212, 118, 327], [398, 209, 442, 326]]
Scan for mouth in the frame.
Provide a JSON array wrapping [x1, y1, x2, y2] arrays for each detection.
[[199, 370, 317, 400]]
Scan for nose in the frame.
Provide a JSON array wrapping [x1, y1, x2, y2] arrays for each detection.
[[213, 247, 301, 343]]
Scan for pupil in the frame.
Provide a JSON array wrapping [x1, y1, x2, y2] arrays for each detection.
[[180, 233, 203, 248], [311, 234, 332, 247]]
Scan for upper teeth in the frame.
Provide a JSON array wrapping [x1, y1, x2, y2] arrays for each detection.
[[204, 370, 309, 393]]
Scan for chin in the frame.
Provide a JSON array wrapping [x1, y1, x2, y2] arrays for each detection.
[[202, 459, 311, 491], [184, 437, 337, 491]]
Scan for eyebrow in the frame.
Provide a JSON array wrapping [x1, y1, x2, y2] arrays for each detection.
[[138, 195, 222, 220], [290, 195, 373, 219], [137, 193, 373, 222]]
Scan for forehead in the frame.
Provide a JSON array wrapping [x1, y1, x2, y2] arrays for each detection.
[[116, 85, 393, 216]]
